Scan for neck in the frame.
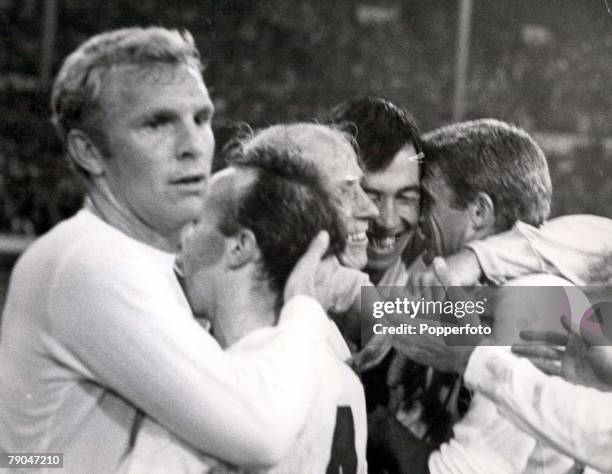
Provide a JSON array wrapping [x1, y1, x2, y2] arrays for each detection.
[[211, 277, 279, 348], [86, 184, 179, 253]]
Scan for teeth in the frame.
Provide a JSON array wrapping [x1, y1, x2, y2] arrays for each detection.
[[347, 231, 367, 243], [374, 237, 395, 248], [369, 235, 398, 254]]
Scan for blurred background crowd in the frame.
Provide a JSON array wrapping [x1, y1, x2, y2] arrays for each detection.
[[1, 0, 611, 237]]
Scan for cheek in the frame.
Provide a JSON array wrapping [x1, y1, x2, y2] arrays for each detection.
[[398, 205, 420, 226], [332, 201, 353, 229], [339, 246, 367, 270], [194, 231, 226, 268]]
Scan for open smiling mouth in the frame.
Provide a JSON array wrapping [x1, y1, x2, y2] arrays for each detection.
[[367, 232, 402, 253], [347, 231, 368, 244]]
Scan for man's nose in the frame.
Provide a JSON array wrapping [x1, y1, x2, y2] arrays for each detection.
[[376, 197, 399, 230], [417, 210, 428, 231], [354, 186, 379, 220], [176, 121, 210, 161]]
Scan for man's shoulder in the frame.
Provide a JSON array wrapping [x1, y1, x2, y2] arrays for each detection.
[[505, 273, 574, 287], [14, 209, 170, 285], [19, 210, 121, 259]]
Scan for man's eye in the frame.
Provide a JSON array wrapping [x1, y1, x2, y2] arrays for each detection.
[[195, 111, 212, 126], [398, 195, 420, 205], [339, 185, 354, 197], [364, 191, 380, 203], [144, 119, 163, 129], [144, 116, 172, 129]]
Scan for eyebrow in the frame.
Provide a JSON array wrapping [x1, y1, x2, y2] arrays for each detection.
[[397, 185, 420, 194], [421, 186, 435, 201], [196, 104, 215, 117], [137, 108, 178, 122]]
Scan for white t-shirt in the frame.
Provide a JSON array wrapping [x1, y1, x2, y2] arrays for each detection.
[[429, 275, 594, 473], [125, 321, 368, 474], [0, 209, 331, 472]]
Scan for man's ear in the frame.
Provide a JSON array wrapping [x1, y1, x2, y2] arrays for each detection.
[[226, 228, 260, 269], [468, 192, 495, 232], [66, 129, 105, 177]]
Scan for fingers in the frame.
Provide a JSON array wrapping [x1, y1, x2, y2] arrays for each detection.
[[578, 306, 612, 347], [560, 314, 571, 333], [526, 357, 563, 376], [512, 344, 564, 361], [518, 329, 569, 346], [351, 334, 392, 372], [297, 230, 329, 270], [431, 257, 477, 314], [512, 343, 564, 376], [284, 231, 329, 302], [432, 257, 453, 287]]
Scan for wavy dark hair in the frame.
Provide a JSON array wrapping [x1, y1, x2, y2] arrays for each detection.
[[422, 119, 552, 231], [326, 96, 423, 173], [222, 146, 346, 293]]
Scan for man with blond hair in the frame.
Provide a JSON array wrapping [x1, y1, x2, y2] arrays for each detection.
[[0, 27, 355, 473]]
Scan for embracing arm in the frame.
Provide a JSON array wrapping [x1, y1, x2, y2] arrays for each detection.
[[467, 215, 612, 286], [465, 346, 612, 472], [48, 244, 327, 468]]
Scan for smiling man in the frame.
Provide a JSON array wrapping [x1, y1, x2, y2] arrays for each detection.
[[327, 97, 424, 285], [241, 123, 379, 271], [327, 97, 612, 473], [402, 119, 585, 473]]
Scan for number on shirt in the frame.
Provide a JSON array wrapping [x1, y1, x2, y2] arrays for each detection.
[[326, 406, 357, 473]]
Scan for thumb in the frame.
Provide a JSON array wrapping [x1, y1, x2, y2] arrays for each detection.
[[579, 306, 611, 347], [432, 257, 453, 287], [294, 231, 329, 272], [432, 256, 467, 306], [560, 314, 571, 334]]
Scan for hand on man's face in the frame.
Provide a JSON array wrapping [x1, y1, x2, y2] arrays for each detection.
[[284, 231, 331, 303], [406, 249, 483, 294]]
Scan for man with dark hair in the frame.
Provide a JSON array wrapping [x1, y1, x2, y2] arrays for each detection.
[[128, 146, 368, 473], [420, 118, 552, 264], [327, 97, 423, 284], [394, 119, 598, 473], [324, 98, 612, 472], [240, 122, 379, 273], [422, 118, 551, 236], [327, 96, 612, 290], [233, 122, 379, 345], [213, 147, 346, 295]]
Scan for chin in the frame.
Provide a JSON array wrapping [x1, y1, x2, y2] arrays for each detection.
[[339, 250, 368, 270], [365, 252, 396, 272], [171, 199, 205, 225]]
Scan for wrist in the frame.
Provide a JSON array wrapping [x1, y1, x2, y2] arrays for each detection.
[[447, 248, 483, 286], [453, 344, 477, 375]]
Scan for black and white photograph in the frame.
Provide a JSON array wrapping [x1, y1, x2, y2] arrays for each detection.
[[1, 1, 611, 472]]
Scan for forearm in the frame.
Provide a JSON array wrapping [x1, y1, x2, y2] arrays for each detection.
[[467, 215, 612, 286], [50, 262, 327, 466], [465, 346, 612, 471]]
